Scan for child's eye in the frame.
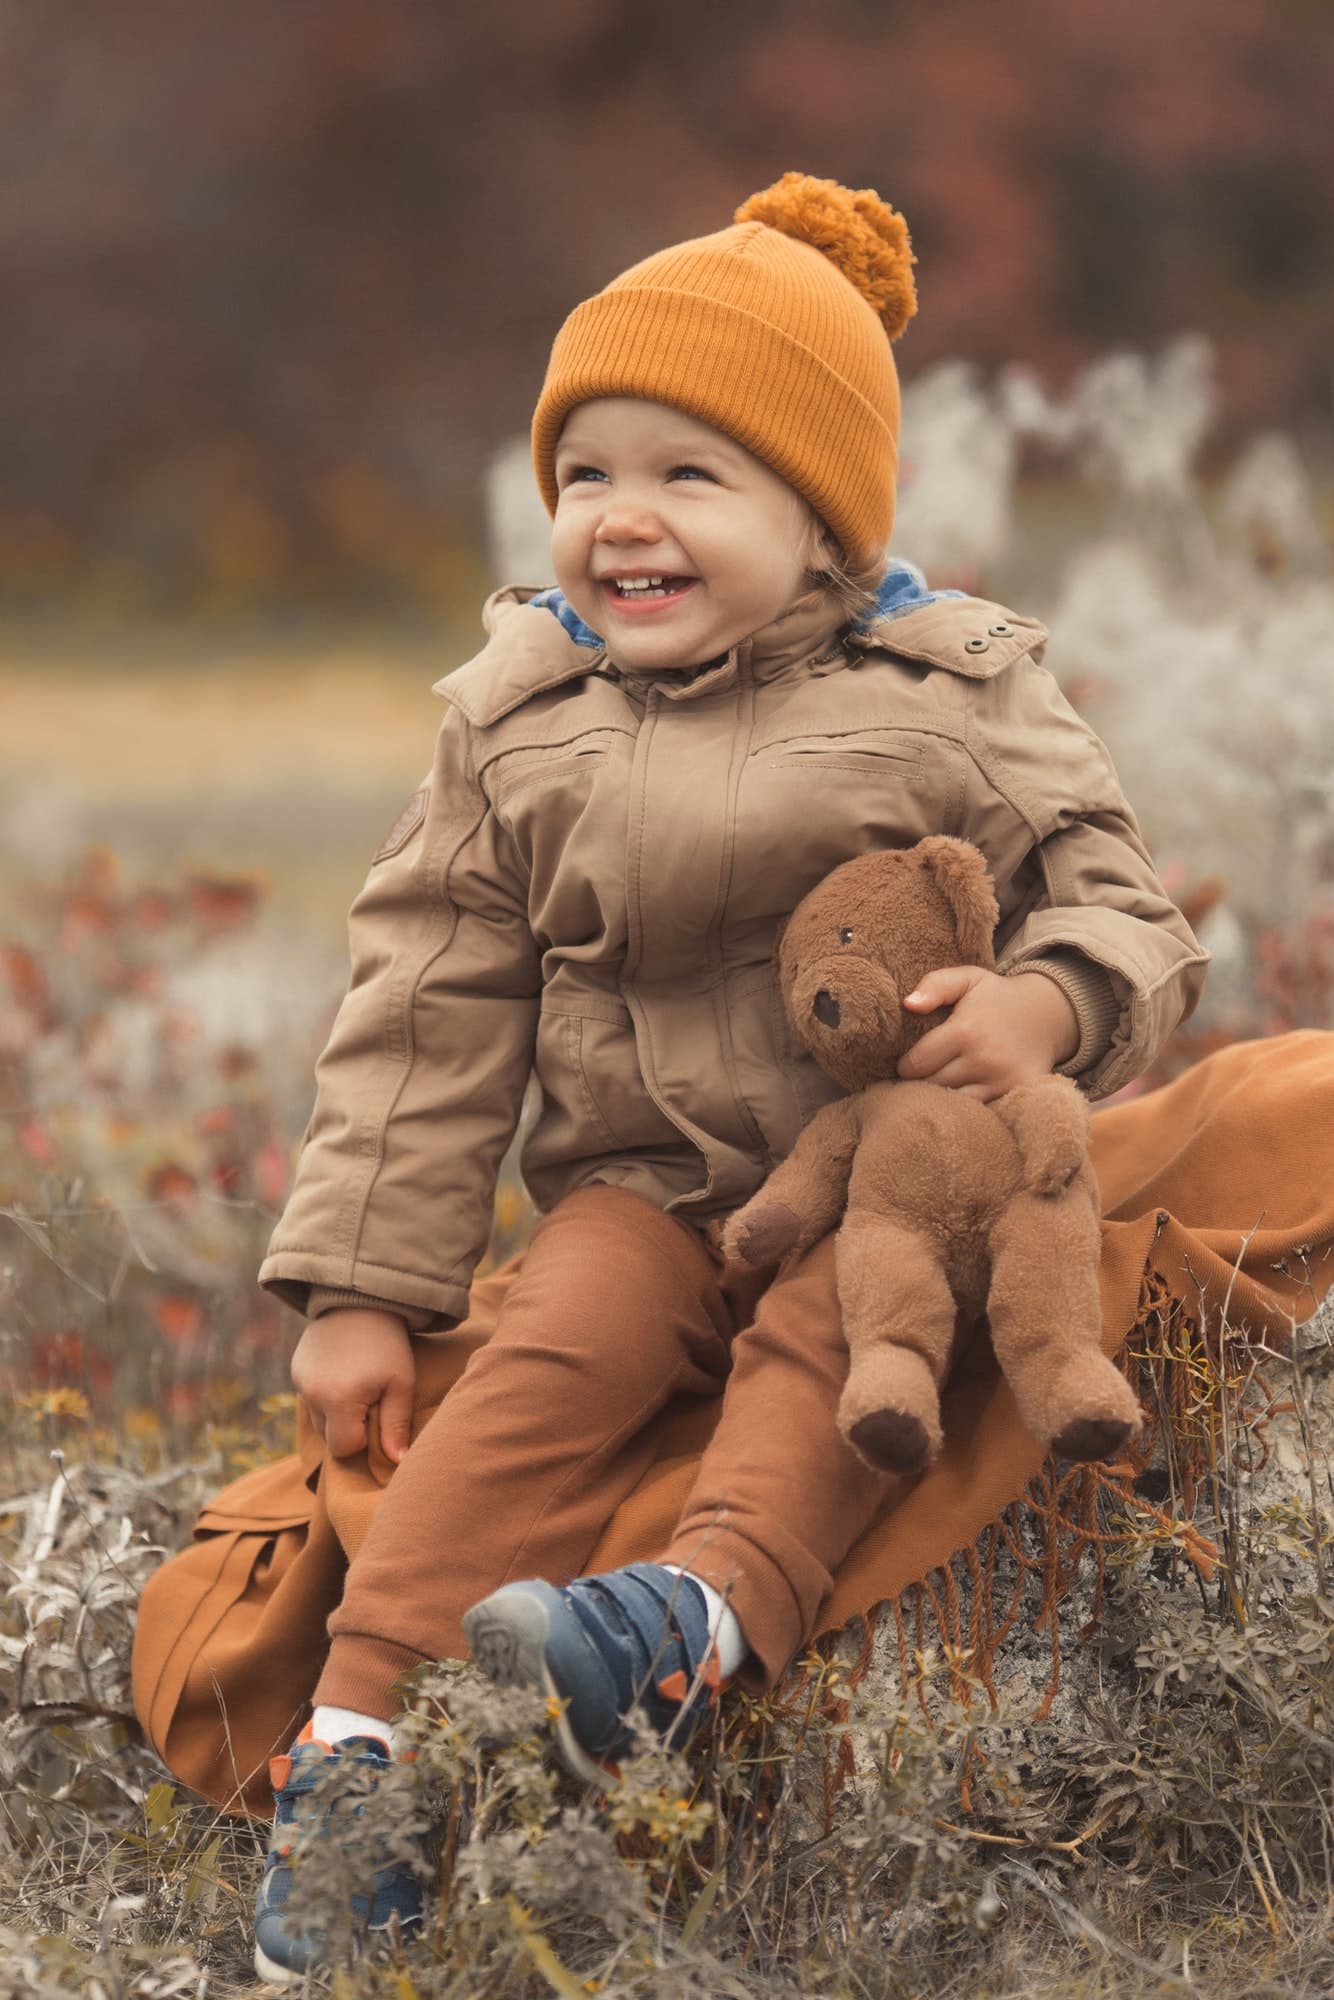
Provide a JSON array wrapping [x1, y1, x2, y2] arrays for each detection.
[[562, 465, 607, 485], [668, 464, 714, 482]]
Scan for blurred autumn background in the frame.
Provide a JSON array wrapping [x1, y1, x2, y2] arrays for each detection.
[[2, 0, 1331, 622], [4, 9, 1334, 1991], [3, 0, 1333, 1429]]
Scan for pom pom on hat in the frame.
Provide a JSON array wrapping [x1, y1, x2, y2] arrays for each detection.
[[735, 172, 917, 340]]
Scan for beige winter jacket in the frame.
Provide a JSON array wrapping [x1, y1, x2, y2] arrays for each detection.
[[258, 580, 1208, 1334]]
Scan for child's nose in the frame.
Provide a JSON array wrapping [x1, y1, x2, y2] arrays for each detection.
[[594, 502, 661, 544]]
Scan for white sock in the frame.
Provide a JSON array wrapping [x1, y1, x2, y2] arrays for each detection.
[[662, 1565, 749, 1679], [310, 1702, 393, 1754]]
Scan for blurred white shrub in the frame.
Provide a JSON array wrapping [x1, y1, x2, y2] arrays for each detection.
[[482, 435, 555, 588], [1002, 333, 1217, 508], [1218, 430, 1328, 574], [1047, 548, 1334, 925], [893, 361, 1019, 586], [160, 918, 345, 1082]]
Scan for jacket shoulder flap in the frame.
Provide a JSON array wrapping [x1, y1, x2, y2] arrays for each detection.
[[858, 594, 1048, 680], [433, 589, 606, 730]]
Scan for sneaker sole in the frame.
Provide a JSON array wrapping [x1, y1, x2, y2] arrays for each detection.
[[254, 1939, 305, 1987], [254, 1912, 424, 1986], [461, 1591, 616, 1790]]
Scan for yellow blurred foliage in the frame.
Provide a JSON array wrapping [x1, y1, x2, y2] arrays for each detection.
[[19, 1387, 91, 1424]]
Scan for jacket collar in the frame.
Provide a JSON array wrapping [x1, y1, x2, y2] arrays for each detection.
[[434, 561, 1044, 728], [435, 582, 851, 725], [855, 561, 1048, 678]]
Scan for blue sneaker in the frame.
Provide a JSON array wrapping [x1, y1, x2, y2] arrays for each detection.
[[461, 1562, 727, 1787], [252, 1719, 432, 1985]]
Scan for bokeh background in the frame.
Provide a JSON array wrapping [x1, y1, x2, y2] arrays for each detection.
[[2, 0, 1333, 1432], [3, 0, 1331, 622], [5, 18, 1334, 1988]]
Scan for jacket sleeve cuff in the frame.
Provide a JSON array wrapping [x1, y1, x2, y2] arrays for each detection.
[[305, 1285, 439, 1335], [1002, 949, 1122, 1082], [258, 1257, 470, 1334]]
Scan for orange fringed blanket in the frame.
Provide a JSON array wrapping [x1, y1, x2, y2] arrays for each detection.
[[131, 1032, 1334, 1815]]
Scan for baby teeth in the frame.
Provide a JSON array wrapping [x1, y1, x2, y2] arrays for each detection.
[[613, 575, 682, 597]]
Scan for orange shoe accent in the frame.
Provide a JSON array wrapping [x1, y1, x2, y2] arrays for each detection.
[[268, 1718, 333, 1792], [657, 1644, 727, 1710]]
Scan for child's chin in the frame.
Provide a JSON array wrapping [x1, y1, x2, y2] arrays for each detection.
[[613, 619, 742, 671], [619, 642, 725, 674]]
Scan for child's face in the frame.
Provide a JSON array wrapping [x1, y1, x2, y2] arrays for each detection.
[[551, 397, 816, 670]]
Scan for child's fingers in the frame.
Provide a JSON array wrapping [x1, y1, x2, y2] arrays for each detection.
[[913, 1053, 986, 1092], [378, 1384, 415, 1466], [903, 965, 986, 1014], [897, 1020, 966, 1079], [323, 1403, 370, 1459]]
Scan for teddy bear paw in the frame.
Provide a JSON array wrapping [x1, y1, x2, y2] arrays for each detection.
[[847, 1409, 933, 1475], [1027, 1143, 1084, 1198], [727, 1203, 803, 1266], [1050, 1415, 1135, 1463]]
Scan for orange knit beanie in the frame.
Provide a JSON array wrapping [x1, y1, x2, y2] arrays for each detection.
[[531, 172, 917, 567]]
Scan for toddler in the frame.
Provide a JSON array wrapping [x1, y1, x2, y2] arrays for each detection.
[[249, 173, 1208, 1980]]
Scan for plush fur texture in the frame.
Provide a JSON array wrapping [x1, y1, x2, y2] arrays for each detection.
[[722, 839, 1144, 1475], [734, 172, 917, 340]]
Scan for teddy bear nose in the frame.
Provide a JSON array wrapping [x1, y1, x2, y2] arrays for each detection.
[[812, 989, 841, 1029]]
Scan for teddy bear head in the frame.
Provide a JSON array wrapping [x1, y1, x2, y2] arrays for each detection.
[[776, 837, 1000, 1091]]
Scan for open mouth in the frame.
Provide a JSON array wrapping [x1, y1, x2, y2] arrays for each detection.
[[601, 575, 697, 612]]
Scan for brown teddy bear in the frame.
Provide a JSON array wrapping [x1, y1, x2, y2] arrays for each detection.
[[721, 837, 1143, 1474]]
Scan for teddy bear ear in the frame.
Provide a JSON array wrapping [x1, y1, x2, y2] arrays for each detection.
[[915, 837, 999, 966], [773, 913, 790, 955]]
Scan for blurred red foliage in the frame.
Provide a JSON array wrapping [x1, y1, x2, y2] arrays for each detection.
[[0, 0, 1329, 611], [3, 848, 298, 1414]]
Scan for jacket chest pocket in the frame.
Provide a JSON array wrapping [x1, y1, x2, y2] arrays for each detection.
[[757, 728, 925, 779], [492, 741, 613, 806]]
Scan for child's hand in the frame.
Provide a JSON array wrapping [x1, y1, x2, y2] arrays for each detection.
[[896, 967, 1079, 1103], [290, 1309, 416, 1465]]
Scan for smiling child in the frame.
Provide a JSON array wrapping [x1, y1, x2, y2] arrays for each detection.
[[246, 173, 1207, 1981]]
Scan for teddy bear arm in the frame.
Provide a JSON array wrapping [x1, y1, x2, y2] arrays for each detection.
[[721, 1096, 862, 1266], [992, 1075, 1090, 1196]]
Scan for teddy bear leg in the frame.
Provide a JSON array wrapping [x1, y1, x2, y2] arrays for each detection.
[[720, 1097, 862, 1268], [834, 1213, 958, 1475], [987, 1182, 1143, 1462]]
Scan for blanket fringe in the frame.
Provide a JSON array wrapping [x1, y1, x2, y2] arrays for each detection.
[[771, 1260, 1297, 1823]]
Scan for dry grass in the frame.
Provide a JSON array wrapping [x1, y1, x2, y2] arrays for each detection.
[[1, 1316, 1330, 1999]]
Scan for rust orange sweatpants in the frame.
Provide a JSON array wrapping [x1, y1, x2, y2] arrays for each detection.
[[314, 1183, 903, 1718]]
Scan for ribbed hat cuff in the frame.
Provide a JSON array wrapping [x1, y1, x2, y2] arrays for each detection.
[[531, 286, 898, 565]]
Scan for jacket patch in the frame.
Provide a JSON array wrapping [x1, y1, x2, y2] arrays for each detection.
[[374, 786, 428, 863]]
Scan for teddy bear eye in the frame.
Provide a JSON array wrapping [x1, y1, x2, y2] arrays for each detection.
[[839, 927, 854, 945]]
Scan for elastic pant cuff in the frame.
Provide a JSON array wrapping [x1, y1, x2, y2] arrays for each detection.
[[312, 1631, 433, 1721], [660, 1523, 819, 1693]]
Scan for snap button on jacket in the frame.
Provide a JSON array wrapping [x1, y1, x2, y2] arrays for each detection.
[[258, 584, 1208, 1332]]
